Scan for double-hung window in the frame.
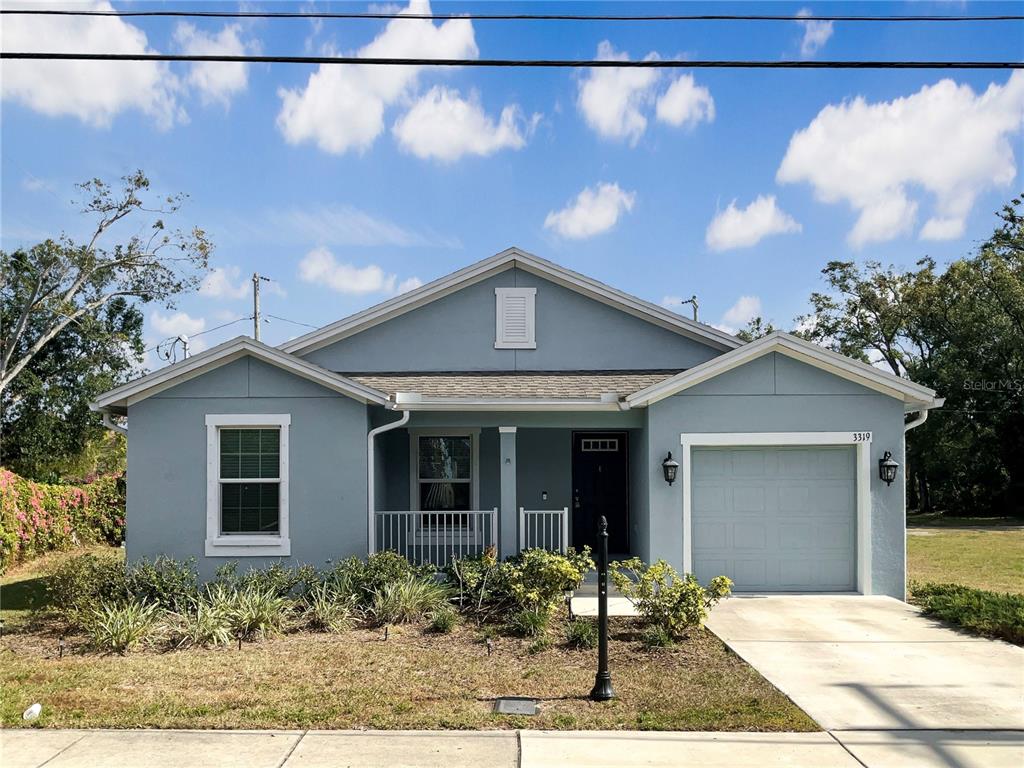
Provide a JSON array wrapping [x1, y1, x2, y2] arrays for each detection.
[[206, 414, 290, 556], [411, 429, 479, 531]]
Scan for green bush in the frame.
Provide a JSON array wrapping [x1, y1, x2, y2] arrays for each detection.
[[207, 583, 291, 640], [126, 556, 199, 611], [428, 604, 459, 634], [369, 575, 449, 626], [641, 625, 676, 649], [213, 561, 316, 598], [87, 599, 160, 654], [507, 607, 550, 638], [48, 551, 130, 626], [0, 469, 125, 573], [325, 552, 434, 608], [167, 599, 234, 648], [910, 582, 1024, 645], [610, 558, 732, 640], [304, 581, 355, 633], [565, 617, 598, 650], [445, 547, 594, 620]]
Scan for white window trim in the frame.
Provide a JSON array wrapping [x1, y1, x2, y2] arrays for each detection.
[[409, 428, 481, 541], [206, 414, 291, 557], [494, 287, 537, 349], [679, 431, 873, 595]]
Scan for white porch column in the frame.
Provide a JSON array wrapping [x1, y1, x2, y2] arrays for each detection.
[[499, 426, 517, 558]]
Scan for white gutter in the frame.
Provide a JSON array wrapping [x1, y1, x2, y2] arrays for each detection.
[[367, 408, 410, 555], [904, 410, 929, 433]]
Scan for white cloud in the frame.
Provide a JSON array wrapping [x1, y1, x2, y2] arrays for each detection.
[[576, 41, 660, 145], [298, 247, 405, 294], [777, 72, 1024, 247], [1, 0, 182, 128], [199, 266, 251, 299], [150, 310, 206, 339], [655, 75, 715, 128], [269, 204, 459, 248], [544, 182, 636, 239], [276, 0, 478, 154], [721, 295, 763, 328], [796, 9, 834, 58], [392, 86, 537, 162], [397, 276, 423, 294], [661, 295, 685, 309], [705, 195, 802, 252], [174, 23, 252, 107]]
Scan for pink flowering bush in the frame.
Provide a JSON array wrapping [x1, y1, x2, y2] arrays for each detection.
[[0, 468, 125, 573]]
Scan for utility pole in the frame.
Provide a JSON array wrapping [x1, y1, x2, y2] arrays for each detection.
[[252, 273, 271, 341], [680, 294, 699, 322]]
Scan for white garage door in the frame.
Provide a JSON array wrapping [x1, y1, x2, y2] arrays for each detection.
[[691, 446, 857, 592]]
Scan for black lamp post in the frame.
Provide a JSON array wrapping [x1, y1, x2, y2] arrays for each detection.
[[589, 516, 615, 701], [662, 452, 679, 485], [879, 451, 899, 486]]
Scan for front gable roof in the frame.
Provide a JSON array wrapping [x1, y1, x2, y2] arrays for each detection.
[[93, 336, 389, 415], [279, 247, 742, 356], [626, 331, 944, 411]]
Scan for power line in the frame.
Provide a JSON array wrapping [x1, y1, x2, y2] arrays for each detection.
[[143, 315, 251, 353], [3, 9, 1022, 22], [265, 314, 318, 330], [3, 52, 1020, 69]]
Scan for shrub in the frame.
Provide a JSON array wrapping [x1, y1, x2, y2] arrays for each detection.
[[126, 556, 199, 611], [87, 599, 160, 654], [324, 552, 434, 608], [304, 581, 355, 633], [610, 558, 732, 640], [502, 548, 594, 616], [369, 575, 449, 626], [507, 607, 550, 638], [445, 547, 594, 620], [168, 599, 234, 648], [565, 617, 598, 650], [428, 604, 459, 634], [0, 469, 125, 573], [207, 583, 291, 640], [48, 551, 130, 626], [910, 582, 1024, 645], [213, 561, 316, 598], [641, 625, 676, 649]]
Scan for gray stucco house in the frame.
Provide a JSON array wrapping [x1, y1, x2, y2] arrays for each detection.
[[94, 248, 943, 599]]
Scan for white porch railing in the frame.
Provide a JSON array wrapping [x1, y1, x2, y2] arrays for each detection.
[[519, 507, 569, 554], [373, 509, 498, 568]]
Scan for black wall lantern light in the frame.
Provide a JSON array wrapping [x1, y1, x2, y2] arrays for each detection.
[[662, 452, 680, 485], [879, 451, 899, 486]]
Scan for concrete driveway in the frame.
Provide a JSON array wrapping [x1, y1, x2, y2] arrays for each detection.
[[707, 594, 1024, 766]]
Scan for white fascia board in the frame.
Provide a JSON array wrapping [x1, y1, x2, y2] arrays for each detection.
[[93, 336, 388, 411], [393, 392, 625, 412], [627, 331, 940, 407], [279, 247, 741, 356]]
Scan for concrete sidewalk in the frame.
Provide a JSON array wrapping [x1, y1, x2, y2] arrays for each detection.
[[4, 728, 1022, 768]]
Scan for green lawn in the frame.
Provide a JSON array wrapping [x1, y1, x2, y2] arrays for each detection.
[[907, 527, 1024, 594]]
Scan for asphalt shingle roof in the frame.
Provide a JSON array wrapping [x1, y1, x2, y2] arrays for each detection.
[[347, 370, 681, 400]]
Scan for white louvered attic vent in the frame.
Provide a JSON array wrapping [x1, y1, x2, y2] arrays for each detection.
[[495, 287, 537, 349]]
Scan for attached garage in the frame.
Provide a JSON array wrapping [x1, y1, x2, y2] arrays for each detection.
[[691, 445, 857, 592]]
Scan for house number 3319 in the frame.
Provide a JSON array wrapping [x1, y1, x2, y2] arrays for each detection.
[[852, 432, 872, 442]]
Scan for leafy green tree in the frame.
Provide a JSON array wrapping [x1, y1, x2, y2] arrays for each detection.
[[1, 171, 211, 480], [1, 171, 210, 395], [794, 196, 1023, 517], [735, 316, 778, 342]]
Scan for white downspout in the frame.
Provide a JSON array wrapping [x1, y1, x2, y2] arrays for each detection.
[[367, 408, 410, 555], [904, 409, 929, 433], [102, 413, 128, 437]]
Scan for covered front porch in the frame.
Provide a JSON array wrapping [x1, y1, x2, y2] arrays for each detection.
[[368, 409, 648, 567]]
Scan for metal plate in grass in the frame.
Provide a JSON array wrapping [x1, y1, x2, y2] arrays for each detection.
[[493, 696, 539, 716]]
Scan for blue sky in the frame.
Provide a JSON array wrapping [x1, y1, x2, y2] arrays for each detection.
[[2, 1, 1023, 365]]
